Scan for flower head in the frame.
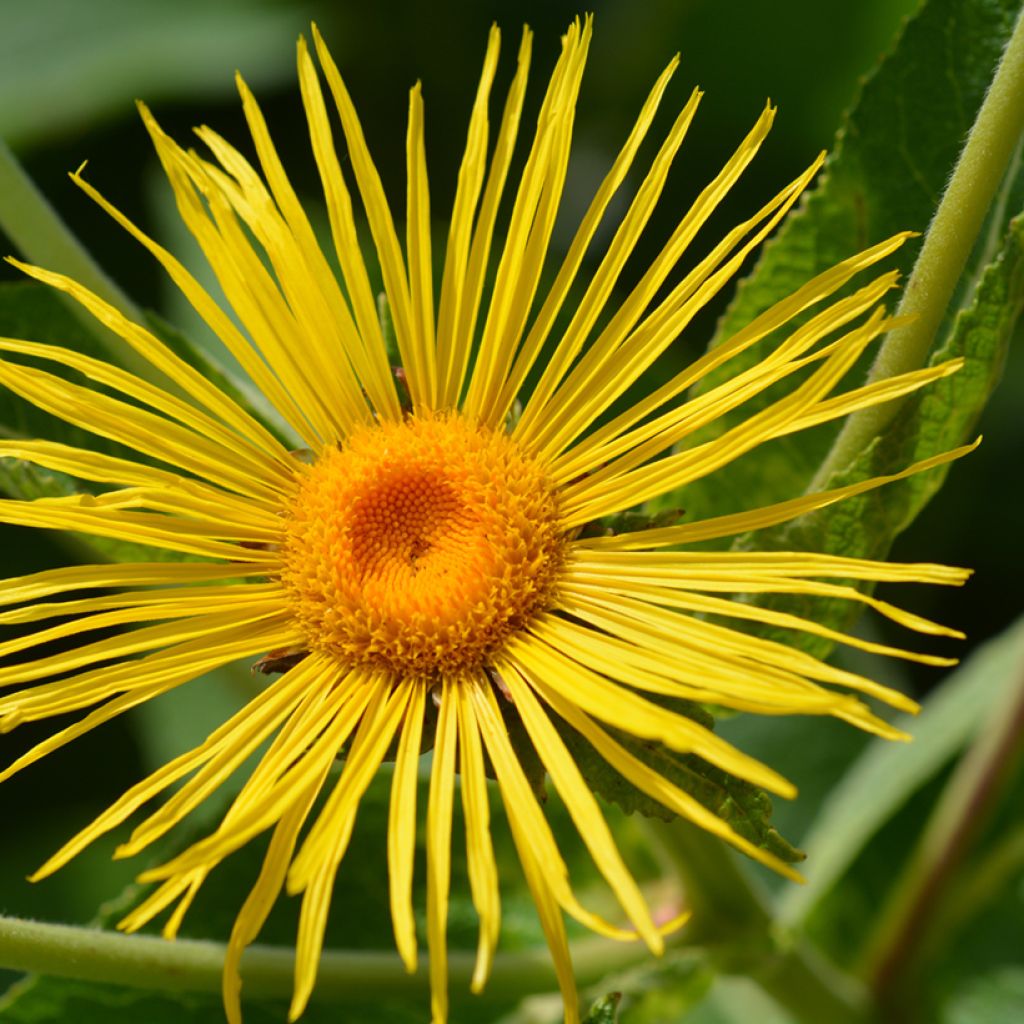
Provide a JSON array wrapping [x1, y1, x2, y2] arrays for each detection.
[[0, 17, 971, 1024]]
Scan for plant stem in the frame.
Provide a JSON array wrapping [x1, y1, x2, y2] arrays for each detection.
[[862, 657, 1024, 1022], [654, 820, 869, 1024], [0, 914, 652, 1009], [810, 4, 1024, 488]]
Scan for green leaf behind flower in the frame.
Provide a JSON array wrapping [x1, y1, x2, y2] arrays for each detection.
[[729, 206, 1024, 657], [551, 703, 804, 866], [667, 0, 1024, 527]]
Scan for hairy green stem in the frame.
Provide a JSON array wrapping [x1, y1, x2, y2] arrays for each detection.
[[0, 914, 652, 1009], [811, 5, 1024, 488], [654, 821, 869, 1024]]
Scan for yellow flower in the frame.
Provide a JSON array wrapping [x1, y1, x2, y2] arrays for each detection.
[[0, 17, 972, 1024]]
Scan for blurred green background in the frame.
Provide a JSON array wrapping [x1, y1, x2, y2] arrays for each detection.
[[1, 0, 1022, 1022]]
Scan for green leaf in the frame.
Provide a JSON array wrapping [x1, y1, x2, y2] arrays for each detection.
[[553, 706, 804, 865], [583, 992, 622, 1024], [732, 204, 1024, 658], [667, 0, 1024, 526], [0, 282, 124, 454], [0, 0, 313, 149], [944, 968, 1024, 1024], [778, 611, 1024, 925]]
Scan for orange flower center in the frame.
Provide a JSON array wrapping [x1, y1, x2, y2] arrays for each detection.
[[280, 414, 565, 675]]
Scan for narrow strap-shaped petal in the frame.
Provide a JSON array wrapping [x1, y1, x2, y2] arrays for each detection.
[[455, 676, 500, 992], [312, 25, 418, 409], [435, 26, 502, 409], [515, 101, 783, 451], [533, 680, 803, 882], [222, 759, 332, 1024], [501, 666, 661, 952], [463, 18, 592, 422], [8, 258, 292, 463], [0, 561, 265, 609], [0, 607, 295, 709], [0, 583, 281, 659], [0, 495, 278, 562], [406, 82, 438, 408], [550, 270, 901, 485], [30, 655, 329, 880], [560, 308, 894, 525], [501, 633, 797, 793], [576, 441, 980, 551], [138, 671, 374, 885], [69, 166, 316, 446], [524, 149, 825, 461], [0, 619, 296, 789], [0, 351, 287, 503], [297, 35, 401, 420], [490, 64, 694, 428], [388, 683, 427, 973], [441, 27, 532, 409], [470, 679, 581, 1023], [470, 673, 662, 941], [557, 588, 910, 735], [289, 682, 410, 1019], [0, 439, 287, 524], [230, 69, 391, 423], [426, 682, 458, 1023]]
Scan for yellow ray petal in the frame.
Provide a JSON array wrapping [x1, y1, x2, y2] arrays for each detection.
[[576, 441, 980, 550], [230, 69, 388, 423], [139, 668, 372, 884], [561, 303, 892, 527], [0, 495, 279, 562], [223, 764, 330, 1024], [492, 63, 694, 427], [455, 677, 501, 992], [0, 352, 286, 503], [0, 583, 280, 660], [0, 440, 285, 526], [8, 259, 292, 463], [551, 237, 910, 482], [0, 607, 294, 705], [530, 613, 851, 716], [463, 19, 592, 423], [502, 634, 796, 795], [0, 560, 267, 609], [502, 665, 661, 952], [140, 110, 341, 443], [2, 623, 294, 792], [569, 550, 968, 636], [558, 587, 911, 735], [517, 102, 800, 455], [116, 657, 326, 859], [289, 682, 411, 1020], [312, 25, 417, 409], [535, 681, 803, 882], [552, 271, 901, 486], [435, 26, 502, 409], [389, 683, 427, 973], [426, 683, 458, 1023], [296, 35, 401, 420], [441, 27, 532, 408], [405, 81, 438, 409], [31, 657, 321, 881]]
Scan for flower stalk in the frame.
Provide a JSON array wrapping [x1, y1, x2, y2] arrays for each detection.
[[656, 821, 869, 1024], [0, 914, 653, 1009]]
